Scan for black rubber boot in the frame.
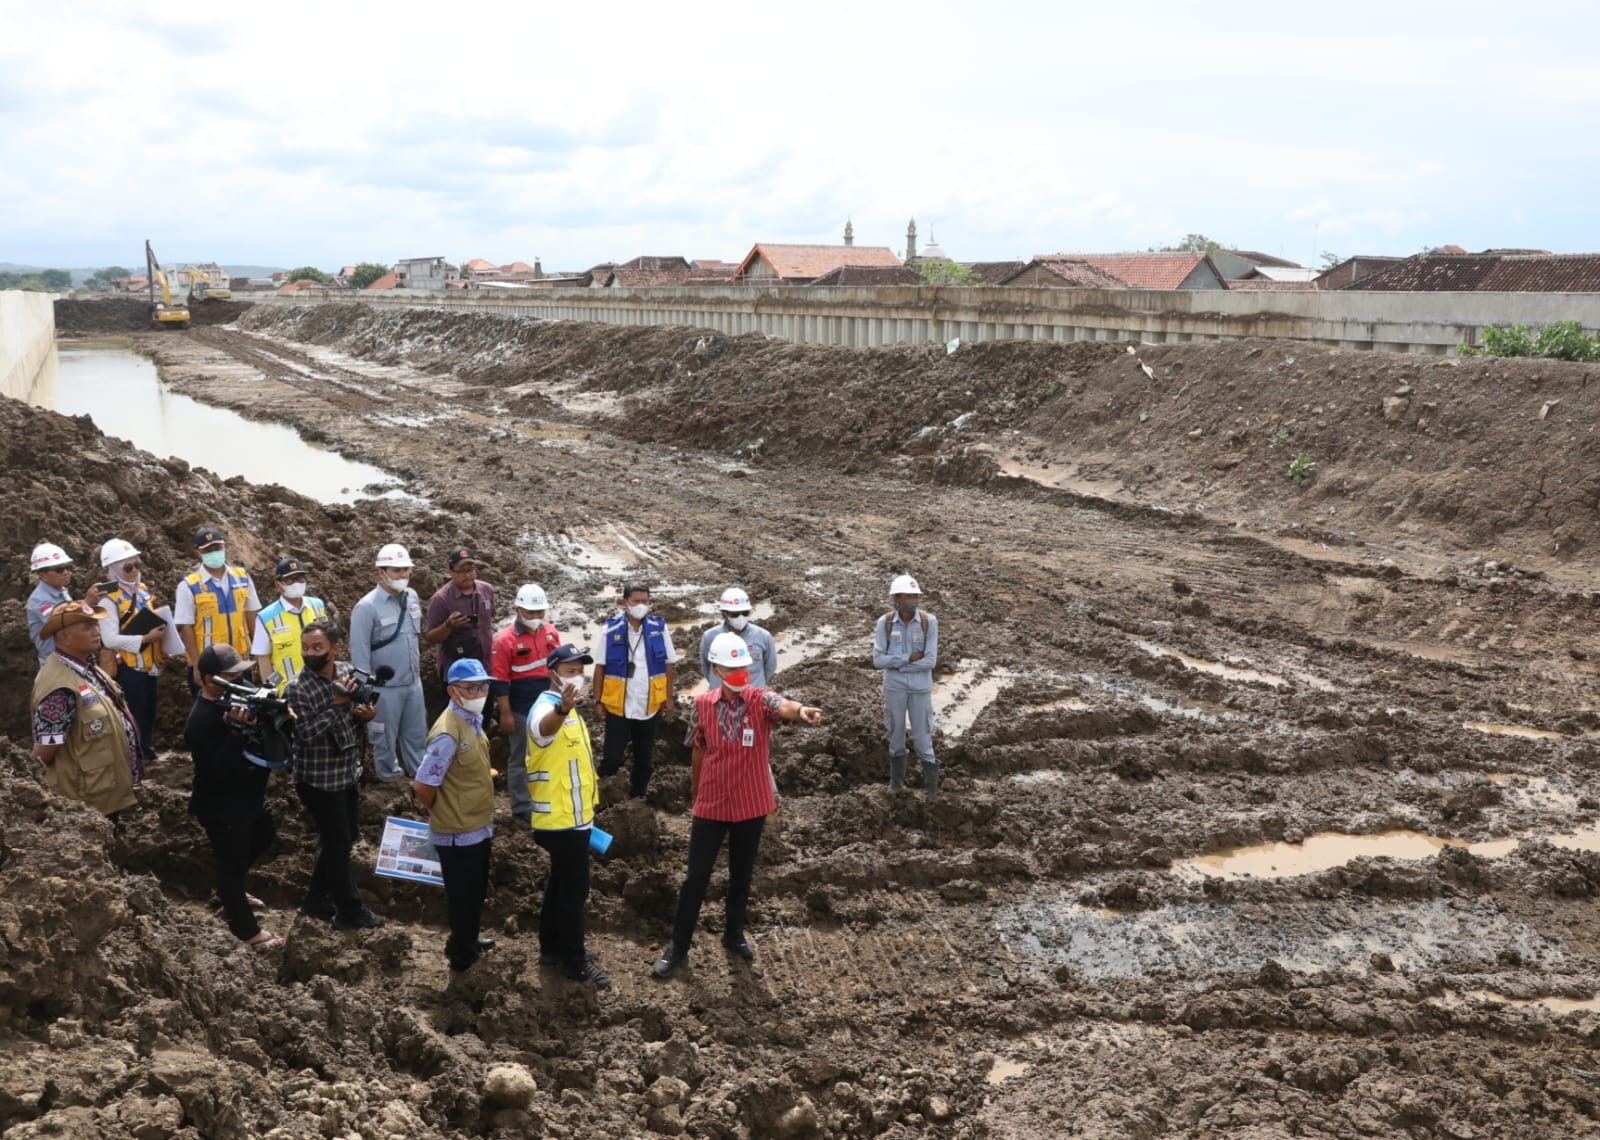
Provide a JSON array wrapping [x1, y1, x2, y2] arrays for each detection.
[[889, 752, 907, 792], [922, 762, 939, 802]]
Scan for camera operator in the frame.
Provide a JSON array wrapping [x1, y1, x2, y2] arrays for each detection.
[[185, 644, 282, 952], [287, 622, 384, 930]]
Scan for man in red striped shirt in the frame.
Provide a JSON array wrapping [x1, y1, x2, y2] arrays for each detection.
[[651, 633, 822, 978]]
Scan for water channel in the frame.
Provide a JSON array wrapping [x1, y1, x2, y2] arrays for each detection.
[[29, 339, 405, 504]]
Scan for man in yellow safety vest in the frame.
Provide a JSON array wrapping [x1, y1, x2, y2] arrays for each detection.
[[174, 526, 260, 690], [252, 558, 329, 688]]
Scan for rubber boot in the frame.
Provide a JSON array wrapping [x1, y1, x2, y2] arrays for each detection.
[[889, 752, 907, 792], [922, 762, 940, 803]]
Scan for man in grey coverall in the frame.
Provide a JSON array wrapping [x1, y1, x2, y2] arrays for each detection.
[[349, 542, 427, 780], [872, 573, 939, 800]]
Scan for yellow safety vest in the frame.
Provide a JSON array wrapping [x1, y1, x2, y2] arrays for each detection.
[[183, 566, 254, 655], [526, 700, 598, 830], [110, 585, 165, 672], [424, 709, 494, 835], [259, 596, 328, 686]]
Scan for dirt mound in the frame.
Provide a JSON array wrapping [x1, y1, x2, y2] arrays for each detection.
[[241, 304, 1600, 564], [54, 298, 254, 334]]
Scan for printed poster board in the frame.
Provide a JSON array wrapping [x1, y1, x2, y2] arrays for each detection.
[[375, 816, 444, 887]]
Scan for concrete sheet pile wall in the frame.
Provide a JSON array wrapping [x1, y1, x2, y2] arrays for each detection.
[[0, 292, 55, 401]]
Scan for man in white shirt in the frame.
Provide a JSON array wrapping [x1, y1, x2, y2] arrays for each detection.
[[591, 582, 678, 799]]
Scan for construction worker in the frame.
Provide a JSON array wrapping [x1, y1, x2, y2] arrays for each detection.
[[424, 546, 498, 678], [652, 633, 823, 979], [415, 659, 498, 972], [698, 586, 777, 691], [527, 644, 610, 988], [27, 542, 103, 667], [174, 526, 260, 689], [593, 581, 677, 799], [872, 573, 940, 800], [30, 599, 141, 816], [350, 543, 427, 780], [489, 583, 561, 827], [96, 538, 166, 768], [251, 558, 329, 687]]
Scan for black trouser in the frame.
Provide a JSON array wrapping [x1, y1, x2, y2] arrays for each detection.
[[435, 837, 492, 970], [670, 815, 766, 952], [600, 711, 657, 798], [116, 664, 159, 762], [294, 782, 364, 919], [202, 809, 276, 941], [533, 828, 591, 969]]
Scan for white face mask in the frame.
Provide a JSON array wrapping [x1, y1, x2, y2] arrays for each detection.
[[282, 582, 308, 601], [726, 614, 749, 631], [384, 575, 410, 594], [461, 695, 487, 715], [559, 673, 585, 694], [627, 603, 649, 620]]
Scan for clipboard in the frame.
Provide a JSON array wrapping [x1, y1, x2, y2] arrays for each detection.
[[156, 606, 185, 657], [121, 608, 166, 637]]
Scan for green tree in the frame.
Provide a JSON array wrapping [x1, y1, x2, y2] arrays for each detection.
[[38, 269, 71, 290], [348, 262, 390, 290], [1320, 251, 1343, 269], [918, 259, 983, 287], [286, 266, 333, 284], [1160, 233, 1224, 254], [86, 265, 133, 289]]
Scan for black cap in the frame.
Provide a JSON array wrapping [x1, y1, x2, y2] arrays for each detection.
[[545, 644, 593, 670], [448, 546, 478, 569], [275, 557, 308, 579], [193, 526, 225, 549], [197, 643, 253, 677]]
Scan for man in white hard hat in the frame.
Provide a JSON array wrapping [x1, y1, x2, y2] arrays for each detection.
[[872, 573, 940, 800], [349, 543, 427, 780], [27, 542, 103, 668], [489, 583, 562, 827], [698, 586, 777, 693], [96, 538, 166, 767]]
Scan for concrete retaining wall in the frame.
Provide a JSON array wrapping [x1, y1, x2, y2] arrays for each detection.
[[0, 292, 56, 401], [254, 285, 1600, 356]]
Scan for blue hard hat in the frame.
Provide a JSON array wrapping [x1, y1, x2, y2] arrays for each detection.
[[446, 658, 492, 684]]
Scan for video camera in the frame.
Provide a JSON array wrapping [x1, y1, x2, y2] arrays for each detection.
[[215, 675, 294, 770], [349, 664, 395, 706]]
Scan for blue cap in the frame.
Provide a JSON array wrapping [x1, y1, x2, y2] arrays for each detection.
[[545, 644, 593, 670], [446, 658, 492, 684]]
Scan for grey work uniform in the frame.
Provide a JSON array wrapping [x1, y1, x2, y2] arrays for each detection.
[[349, 584, 426, 779], [872, 609, 939, 769], [698, 622, 778, 691], [27, 581, 71, 667]]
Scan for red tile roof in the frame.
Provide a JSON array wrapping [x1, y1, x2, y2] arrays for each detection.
[[734, 243, 901, 283], [692, 259, 736, 269], [278, 279, 322, 292], [1036, 252, 1218, 290], [500, 261, 536, 273], [1343, 253, 1600, 292], [808, 265, 924, 287], [364, 272, 400, 290], [464, 259, 498, 272], [966, 260, 1026, 285], [1000, 258, 1131, 289]]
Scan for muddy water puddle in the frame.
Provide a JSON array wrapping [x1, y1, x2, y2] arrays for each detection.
[[1465, 722, 1570, 741], [461, 409, 594, 443], [933, 659, 1017, 738], [987, 1058, 1030, 1086], [30, 341, 406, 503], [1430, 988, 1600, 1017]]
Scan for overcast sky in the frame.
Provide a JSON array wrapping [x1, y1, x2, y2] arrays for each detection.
[[3, 0, 1598, 272]]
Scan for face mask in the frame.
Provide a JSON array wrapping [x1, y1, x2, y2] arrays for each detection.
[[627, 603, 649, 620], [201, 550, 227, 571], [461, 695, 488, 714], [117, 571, 141, 589], [559, 673, 585, 694], [385, 576, 409, 594], [517, 613, 544, 631], [302, 652, 331, 673], [726, 614, 749, 631], [721, 668, 750, 692], [282, 582, 308, 601], [896, 602, 918, 617]]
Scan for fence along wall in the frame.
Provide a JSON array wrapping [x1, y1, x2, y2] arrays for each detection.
[[0, 291, 56, 401], [255, 285, 1600, 356]]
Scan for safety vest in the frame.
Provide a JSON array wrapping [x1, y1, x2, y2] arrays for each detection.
[[31, 656, 136, 815], [109, 584, 165, 672], [600, 614, 669, 718], [183, 566, 254, 655], [526, 698, 597, 830], [258, 596, 328, 687], [424, 708, 495, 835]]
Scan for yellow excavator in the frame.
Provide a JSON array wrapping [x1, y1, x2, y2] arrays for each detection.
[[188, 262, 232, 302], [146, 240, 191, 330]]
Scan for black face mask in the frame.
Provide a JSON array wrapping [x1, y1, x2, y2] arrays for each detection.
[[896, 602, 917, 617], [303, 653, 332, 674]]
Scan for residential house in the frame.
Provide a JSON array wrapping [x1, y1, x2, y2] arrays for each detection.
[[462, 258, 499, 277], [1016, 252, 1225, 290], [1212, 249, 1304, 280], [395, 257, 455, 290], [966, 261, 1026, 285], [1226, 265, 1321, 289], [808, 265, 924, 287], [1342, 251, 1600, 292], [732, 243, 901, 285], [997, 258, 1130, 289], [602, 256, 700, 287], [364, 272, 401, 291], [277, 279, 324, 293], [1311, 256, 1405, 290]]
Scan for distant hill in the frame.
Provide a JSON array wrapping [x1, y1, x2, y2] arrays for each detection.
[[0, 262, 287, 285]]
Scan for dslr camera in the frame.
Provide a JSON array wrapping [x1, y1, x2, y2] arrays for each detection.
[[349, 664, 395, 706], [215, 675, 294, 769]]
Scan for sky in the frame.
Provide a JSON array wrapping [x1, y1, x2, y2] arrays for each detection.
[[3, 0, 1599, 272]]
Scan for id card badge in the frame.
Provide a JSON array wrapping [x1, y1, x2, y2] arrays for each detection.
[[741, 726, 755, 748]]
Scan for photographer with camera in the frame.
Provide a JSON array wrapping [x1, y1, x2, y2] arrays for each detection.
[[185, 644, 282, 952], [424, 547, 497, 679], [287, 622, 384, 930]]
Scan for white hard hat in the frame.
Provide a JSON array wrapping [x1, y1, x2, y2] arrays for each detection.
[[100, 538, 140, 568], [707, 631, 753, 667], [515, 583, 549, 611], [375, 543, 413, 568], [889, 574, 922, 596], [30, 543, 71, 571], [717, 586, 751, 612]]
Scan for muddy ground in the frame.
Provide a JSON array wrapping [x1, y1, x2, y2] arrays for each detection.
[[4, 300, 1600, 1137]]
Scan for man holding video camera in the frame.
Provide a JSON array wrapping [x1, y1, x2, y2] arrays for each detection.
[[186, 644, 282, 951], [287, 621, 384, 930]]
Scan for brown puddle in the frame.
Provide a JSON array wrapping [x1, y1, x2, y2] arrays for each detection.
[[932, 660, 1016, 737], [987, 1058, 1030, 1086], [1432, 988, 1600, 1017], [1130, 638, 1287, 688], [1465, 722, 1567, 741]]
